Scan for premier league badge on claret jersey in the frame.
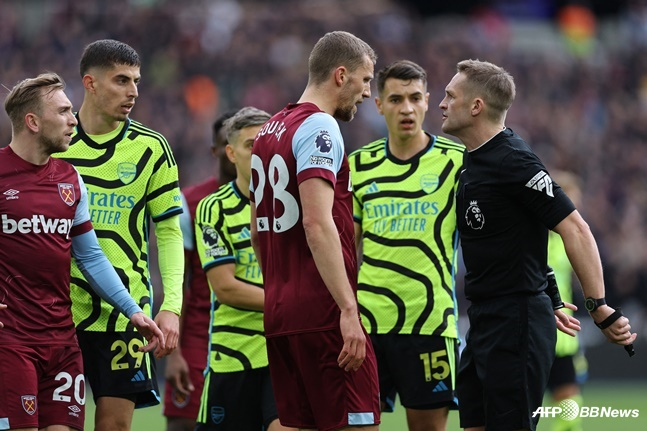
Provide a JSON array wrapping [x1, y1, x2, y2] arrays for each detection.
[[315, 130, 332, 153]]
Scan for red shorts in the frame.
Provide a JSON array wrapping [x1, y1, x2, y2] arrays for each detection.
[[0, 344, 85, 430], [266, 327, 380, 431], [162, 344, 208, 419]]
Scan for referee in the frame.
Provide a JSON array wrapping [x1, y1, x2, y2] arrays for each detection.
[[439, 59, 637, 431]]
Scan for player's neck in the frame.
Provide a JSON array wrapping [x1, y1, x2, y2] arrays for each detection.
[[298, 86, 333, 117], [78, 104, 123, 136], [9, 139, 49, 166], [235, 177, 250, 199], [388, 131, 428, 160]]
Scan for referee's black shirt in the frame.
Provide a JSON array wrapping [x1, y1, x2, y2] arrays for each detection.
[[456, 128, 576, 301]]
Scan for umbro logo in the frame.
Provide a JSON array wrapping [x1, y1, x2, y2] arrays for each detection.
[[3, 189, 19, 200], [525, 171, 554, 197]]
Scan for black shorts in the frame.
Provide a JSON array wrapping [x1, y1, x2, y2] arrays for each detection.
[[195, 367, 278, 431], [371, 334, 458, 411], [77, 330, 160, 408], [457, 293, 556, 431]]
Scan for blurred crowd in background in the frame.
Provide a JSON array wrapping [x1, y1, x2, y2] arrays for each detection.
[[2, 0, 647, 337]]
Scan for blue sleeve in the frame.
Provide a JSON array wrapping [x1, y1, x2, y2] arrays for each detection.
[[293, 112, 344, 177], [71, 230, 143, 318], [73, 169, 91, 226], [179, 192, 194, 250]]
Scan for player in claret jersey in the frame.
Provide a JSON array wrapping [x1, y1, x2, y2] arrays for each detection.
[[53, 39, 184, 431], [194, 107, 294, 431], [0, 73, 164, 431], [250, 31, 380, 431]]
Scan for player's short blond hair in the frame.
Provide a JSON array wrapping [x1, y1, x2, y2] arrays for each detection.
[[4, 72, 66, 132]]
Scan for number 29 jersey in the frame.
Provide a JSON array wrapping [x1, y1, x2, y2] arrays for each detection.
[[54, 117, 182, 332], [251, 102, 357, 337]]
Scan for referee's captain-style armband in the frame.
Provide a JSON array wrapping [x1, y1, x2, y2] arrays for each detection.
[[545, 266, 565, 310]]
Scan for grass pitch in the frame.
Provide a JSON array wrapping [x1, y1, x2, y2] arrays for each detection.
[[84, 381, 646, 430]]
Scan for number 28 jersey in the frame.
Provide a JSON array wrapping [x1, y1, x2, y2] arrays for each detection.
[[251, 102, 357, 337]]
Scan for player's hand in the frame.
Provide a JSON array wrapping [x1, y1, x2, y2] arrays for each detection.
[[165, 348, 194, 395], [154, 310, 180, 358], [591, 304, 638, 346], [129, 312, 166, 354], [0, 303, 6, 329], [337, 309, 366, 372], [555, 301, 581, 337]]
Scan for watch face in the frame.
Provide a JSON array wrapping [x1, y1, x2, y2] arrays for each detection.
[[585, 299, 594, 311]]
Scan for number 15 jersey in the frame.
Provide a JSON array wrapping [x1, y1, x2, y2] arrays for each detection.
[[251, 102, 357, 337]]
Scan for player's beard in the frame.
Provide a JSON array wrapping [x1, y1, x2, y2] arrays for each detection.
[[39, 134, 70, 155], [334, 83, 360, 122], [334, 104, 355, 122], [334, 95, 357, 122]]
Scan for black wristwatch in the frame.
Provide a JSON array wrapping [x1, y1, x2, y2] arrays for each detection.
[[584, 297, 606, 312]]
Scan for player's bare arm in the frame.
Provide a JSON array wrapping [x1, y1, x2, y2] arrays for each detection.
[[554, 210, 638, 346], [300, 177, 366, 372], [206, 264, 264, 311]]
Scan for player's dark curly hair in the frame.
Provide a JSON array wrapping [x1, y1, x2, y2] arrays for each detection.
[[80, 39, 141, 77]]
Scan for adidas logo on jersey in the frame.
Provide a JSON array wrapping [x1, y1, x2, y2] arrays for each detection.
[[366, 182, 379, 194], [238, 227, 251, 240], [433, 381, 449, 392], [2, 214, 73, 238], [525, 171, 554, 197], [131, 370, 145, 382]]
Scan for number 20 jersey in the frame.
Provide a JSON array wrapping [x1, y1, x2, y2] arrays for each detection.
[[251, 102, 357, 337]]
